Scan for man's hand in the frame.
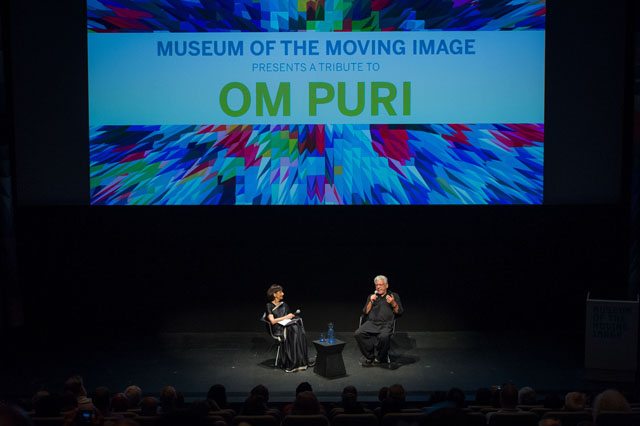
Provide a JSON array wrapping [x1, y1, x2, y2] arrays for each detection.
[[370, 293, 378, 302], [386, 294, 395, 304]]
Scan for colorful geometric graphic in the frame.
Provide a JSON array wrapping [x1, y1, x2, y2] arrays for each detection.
[[87, 0, 545, 32], [90, 124, 543, 205]]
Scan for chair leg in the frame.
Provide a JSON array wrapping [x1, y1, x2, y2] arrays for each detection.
[[275, 344, 280, 367]]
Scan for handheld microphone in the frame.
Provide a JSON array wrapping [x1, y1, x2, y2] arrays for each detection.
[[294, 309, 301, 315]]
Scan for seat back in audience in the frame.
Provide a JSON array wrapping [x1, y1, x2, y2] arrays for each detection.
[[465, 412, 487, 426], [204, 414, 226, 426], [233, 414, 280, 426], [381, 412, 427, 426], [134, 415, 159, 426], [529, 408, 552, 418], [282, 414, 329, 426], [108, 412, 137, 418], [542, 411, 591, 426], [424, 407, 469, 426], [31, 417, 65, 426], [596, 411, 640, 426], [209, 410, 234, 424], [516, 405, 544, 412], [487, 412, 538, 426], [332, 413, 378, 426]]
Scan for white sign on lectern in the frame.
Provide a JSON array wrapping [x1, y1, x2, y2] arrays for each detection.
[[585, 292, 638, 381]]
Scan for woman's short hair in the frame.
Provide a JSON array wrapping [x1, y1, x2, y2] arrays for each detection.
[[266, 284, 283, 302]]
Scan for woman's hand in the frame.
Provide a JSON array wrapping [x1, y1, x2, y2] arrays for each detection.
[[286, 313, 295, 319]]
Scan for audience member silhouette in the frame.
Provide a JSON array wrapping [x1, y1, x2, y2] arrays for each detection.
[[282, 382, 317, 416], [206, 384, 228, 410], [111, 393, 129, 413], [378, 386, 389, 403], [123, 386, 142, 410], [518, 386, 537, 406], [592, 389, 631, 421], [380, 384, 406, 416], [337, 386, 366, 414], [63, 376, 94, 411], [564, 392, 587, 411], [159, 386, 178, 414], [93, 387, 112, 417], [0, 404, 33, 426], [485, 383, 521, 422], [140, 397, 159, 416], [291, 391, 322, 415]]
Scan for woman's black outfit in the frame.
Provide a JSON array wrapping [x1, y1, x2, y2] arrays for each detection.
[[266, 301, 309, 371]]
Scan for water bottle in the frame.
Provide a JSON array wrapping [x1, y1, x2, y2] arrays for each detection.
[[327, 322, 335, 343]]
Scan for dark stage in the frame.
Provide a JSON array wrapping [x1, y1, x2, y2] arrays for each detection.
[[2, 331, 588, 401]]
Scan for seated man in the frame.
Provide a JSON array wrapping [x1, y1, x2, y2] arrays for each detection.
[[355, 275, 403, 366]]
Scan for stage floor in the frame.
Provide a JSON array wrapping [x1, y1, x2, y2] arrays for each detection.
[[3, 331, 588, 401]]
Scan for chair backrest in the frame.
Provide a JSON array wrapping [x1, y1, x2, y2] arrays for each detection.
[[596, 411, 640, 426], [381, 412, 426, 426], [465, 412, 487, 426], [133, 415, 159, 426], [529, 407, 552, 417], [487, 412, 538, 426], [542, 411, 591, 426], [31, 417, 65, 426], [282, 414, 329, 426], [424, 407, 469, 426], [204, 415, 226, 426], [332, 413, 378, 426], [260, 312, 280, 341], [233, 414, 280, 426], [110, 411, 137, 418], [209, 409, 234, 423]]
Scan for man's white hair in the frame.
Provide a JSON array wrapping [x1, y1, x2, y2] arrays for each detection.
[[373, 275, 388, 284]]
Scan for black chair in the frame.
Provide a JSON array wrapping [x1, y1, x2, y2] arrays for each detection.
[[596, 411, 640, 426], [358, 315, 397, 363], [282, 414, 329, 426], [133, 415, 159, 426], [381, 412, 427, 426], [31, 417, 65, 426], [233, 414, 280, 426], [529, 407, 552, 418], [541, 411, 591, 426], [487, 412, 538, 426], [424, 407, 470, 426], [209, 410, 234, 424], [261, 312, 283, 367], [204, 415, 227, 426], [465, 412, 487, 426], [332, 413, 378, 426]]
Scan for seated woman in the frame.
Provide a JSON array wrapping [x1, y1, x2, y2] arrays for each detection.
[[266, 284, 311, 372]]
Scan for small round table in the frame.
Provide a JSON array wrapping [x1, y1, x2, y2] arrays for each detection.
[[312, 339, 347, 378]]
